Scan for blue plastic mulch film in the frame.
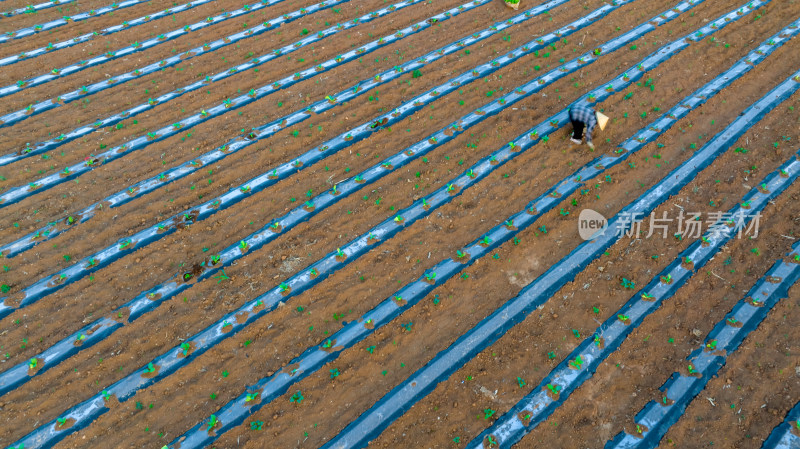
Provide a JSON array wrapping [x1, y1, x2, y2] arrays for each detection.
[[321, 34, 800, 449], [0, 0, 497, 323], [0, 0, 327, 98], [761, 399, 800, 449], [470, 155, 800, 449], [0, 0, 543, 255], [0, 0, 487, 208], [0, 0, 422, 133], [0, 0, 146, 41], [0, 0, 428, 148], [0, 0, 215, 66], [2, 0, 729, 447], [0, 0, 635, 321], [166, 11, 800, 449], [604, 239, 800, 448], [3, 0, 760, 418], [2, 0, 73, 18], [0, 0, 694, 397], [0, 0, 630, 420]]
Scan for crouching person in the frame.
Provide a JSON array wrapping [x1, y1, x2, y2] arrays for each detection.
[[568, 104, 608, 150]]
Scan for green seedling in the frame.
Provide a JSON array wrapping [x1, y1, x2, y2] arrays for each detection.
[[245, 392, 259, 402], [546, 383, 561, 395], [180, 342, 191, 356], [290, 391, 304, 403], [143, 362, 156, 374], [620, 278, 635, 289], [207, 414, 218, 429], [483, 408, 496, 420]]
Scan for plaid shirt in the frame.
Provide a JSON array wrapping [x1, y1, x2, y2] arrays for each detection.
[[569, 104, 597, 144]]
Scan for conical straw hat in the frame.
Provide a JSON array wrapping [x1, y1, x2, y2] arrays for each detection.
[[595, 111, 609, 130]]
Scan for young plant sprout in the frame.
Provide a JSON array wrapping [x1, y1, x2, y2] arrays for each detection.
[[705, 340, 717, 350], [143, 362, 156, 374], [569, 355, 584, 369], [687, 364, 698, 374], [483, 409, 496, 420], [456, 250, 467, 259], [641, 292, 654, 300], [425, 272, 436, 282], [245, 392, 259, 402], [207, 414, 218, 429], [618, 314, 630, 322], [290, 391, 304, 403], [620, 278, 635, 289], [28, 358, 37, 370], [546, 383, 561, 395], [322, 339, 332, 349], [336, 248, 345, 258], [279, 283, 290, 293], [393, 215, 404, 223], [239, 240, 248, 251], [661, 274, 673, 284], [180, 342, 191, 356]]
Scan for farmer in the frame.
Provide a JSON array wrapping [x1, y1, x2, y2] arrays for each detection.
[[568, 104, 608, 150]]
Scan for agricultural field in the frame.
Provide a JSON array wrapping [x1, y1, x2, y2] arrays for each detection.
[[1, 0, 800, 447]]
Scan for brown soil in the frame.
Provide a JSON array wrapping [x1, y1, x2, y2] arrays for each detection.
[[0, 0, 798, 448]]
